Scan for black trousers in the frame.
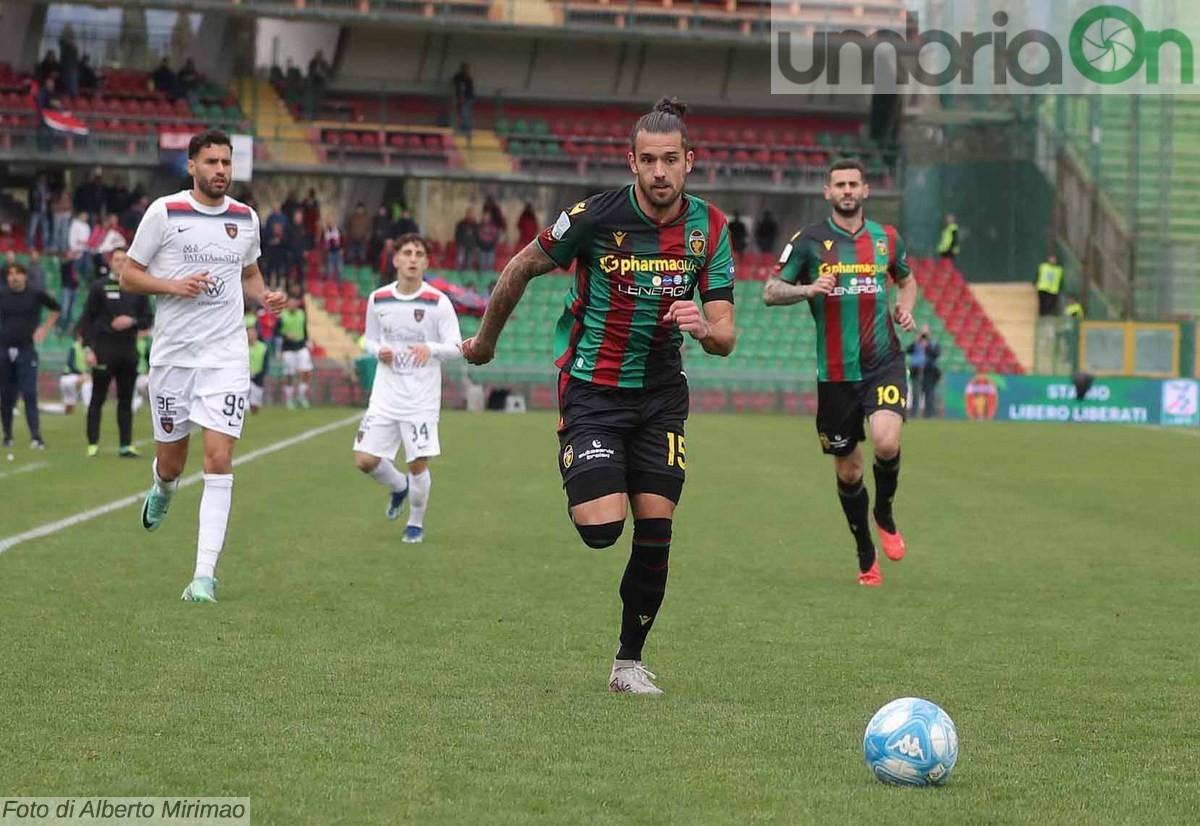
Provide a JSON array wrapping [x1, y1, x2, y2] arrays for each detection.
[[1038, 291, 1060, 317], [0, 345, 40, 440], [87, 349, 138, 446]]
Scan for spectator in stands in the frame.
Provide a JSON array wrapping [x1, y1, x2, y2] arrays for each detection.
[[25, 250, 46, 294], [454, 209, 478, 271], [937, 213, 960, 261], [153, 57, 176, 96], [393, 207, 418, 238], [906, 325, 941, 418], [37, 51, 58, 85], [58, 250, 80, 334], [264, 202, 288, 240], [78, 54, 97, 94], [379, 238, 397, 283], [121, 195, 148, 234], [95, 215, 126, 258], [476, 213, 499, 273], [34, 77, 62, 150], [1036, 252, 1063, 317], [516, 202, 538, 249], [307, 51, 331, 120], [51, 188, 72, 252], [27, 175, 52, 251], [262, 222, 294, 291], [482, 195, 507, 237], [369, 206, 391, 269], [74, 172, 104, 224], [345, 203, 371, 265], [281, 190, 301, 219], [286, 208, 311, 263], [322, 218, 344, 284], [755, 210, 778, 254], [729, 212, 748, 256], [176, 58, 200, 109], [302, 189, 321, 240], [452, 63, 475, 143], [105, 178, 131, 218], [68, 210, 91, 282], [58, 30, 79, 97]]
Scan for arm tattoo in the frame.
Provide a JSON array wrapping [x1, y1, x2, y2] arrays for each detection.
[[762, 278, 809, 306], [476, 242, 556, 343]]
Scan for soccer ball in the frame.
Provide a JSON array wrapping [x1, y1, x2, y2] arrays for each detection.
[[863, 697, 959, 787]]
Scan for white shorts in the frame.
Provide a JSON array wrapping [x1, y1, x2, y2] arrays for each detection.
[[282, 348, 313, 376], [60, 374, 87, 406], [249, 383, 264, 408], [352, 410, 440, 464], [150, 364, 251, 443]]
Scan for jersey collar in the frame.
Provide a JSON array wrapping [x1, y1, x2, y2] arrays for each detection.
[[627, 185, 689, 228], [827, 216, 867, 239], [183, 190, 231, 215]]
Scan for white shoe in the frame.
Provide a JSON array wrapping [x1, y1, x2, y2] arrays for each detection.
[[608, 659, 664, 695]]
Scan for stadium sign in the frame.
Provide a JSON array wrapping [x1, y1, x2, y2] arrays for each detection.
[[772, 1, 1195, 95], [943, 374, 1200, 427]]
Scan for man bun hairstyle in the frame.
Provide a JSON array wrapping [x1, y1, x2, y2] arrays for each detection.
[[630, 96, 690, 151]]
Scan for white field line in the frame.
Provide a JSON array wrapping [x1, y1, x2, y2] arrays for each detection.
[[0, 461, 50, 481], [0, 413, 359, 555]]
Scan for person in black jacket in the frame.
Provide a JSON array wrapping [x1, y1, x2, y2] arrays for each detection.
[[1, 261, 60, 449], [81, 247, 153, 457]]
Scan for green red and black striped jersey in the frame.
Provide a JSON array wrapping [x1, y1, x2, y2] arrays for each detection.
[[536, 185, 735, 389], [776, 217, 912, 382]]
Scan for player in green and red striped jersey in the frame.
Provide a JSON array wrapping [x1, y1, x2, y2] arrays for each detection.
[[463, 98, 736, 695], [763, 158, 917, 587]]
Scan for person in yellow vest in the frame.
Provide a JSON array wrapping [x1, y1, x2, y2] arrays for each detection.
[[937, 214, 960, 260], [247, 322, 269, 414], [1064, 293, 1084, 319], [59, 328, 93, 415], [1036, 253, 1064, 316], [278, 291, 313, 409]]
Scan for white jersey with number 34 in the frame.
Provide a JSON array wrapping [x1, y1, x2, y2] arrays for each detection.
[[364, 283, 464, 420]]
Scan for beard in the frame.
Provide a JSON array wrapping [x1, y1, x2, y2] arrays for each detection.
[[196, 175, 228, 200], [640, 177, 680, 207], [832, 197, 863, 218]]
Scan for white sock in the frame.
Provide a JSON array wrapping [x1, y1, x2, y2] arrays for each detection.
[[298, 382, 309, 403], [131, 392, 143, 413], [368, 459, 408, 492], [152, 458, 178, 498], [407, 469, 431, 528], [194, 473, 233, 579], [82, 382, 93, 407], [284, 385, 295, 404]]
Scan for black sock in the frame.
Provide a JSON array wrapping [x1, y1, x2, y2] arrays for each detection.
[[873, 452, 901, 532], [616, 518, 671, 661], [837, 477, 876, 573]]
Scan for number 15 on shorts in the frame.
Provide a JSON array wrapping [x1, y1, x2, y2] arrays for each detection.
[[666, 432, 686, 469]]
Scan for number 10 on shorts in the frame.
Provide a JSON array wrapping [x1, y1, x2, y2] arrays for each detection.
[[876, 384, 903, 407]]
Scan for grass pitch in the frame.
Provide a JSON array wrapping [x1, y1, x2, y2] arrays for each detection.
[[1, 408, 1197, 824]]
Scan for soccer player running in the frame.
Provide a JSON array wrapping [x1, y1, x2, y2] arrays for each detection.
[[463, 98, 737, 695], [763, 158, 916, 586], [81, 247, 153, 457], [121, 129, 286, 603], [354, 233, 463, 544]]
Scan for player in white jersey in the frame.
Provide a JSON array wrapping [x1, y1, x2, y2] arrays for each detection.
[[120, 129, 286, 603], [353, 233, 463, 544]]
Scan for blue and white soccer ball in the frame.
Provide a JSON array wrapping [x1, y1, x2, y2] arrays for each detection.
[[863, 697, 959, 787]]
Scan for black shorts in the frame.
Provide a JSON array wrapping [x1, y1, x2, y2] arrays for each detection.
[[816, 356, 908, 456], [557, 373, 689, 502]]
